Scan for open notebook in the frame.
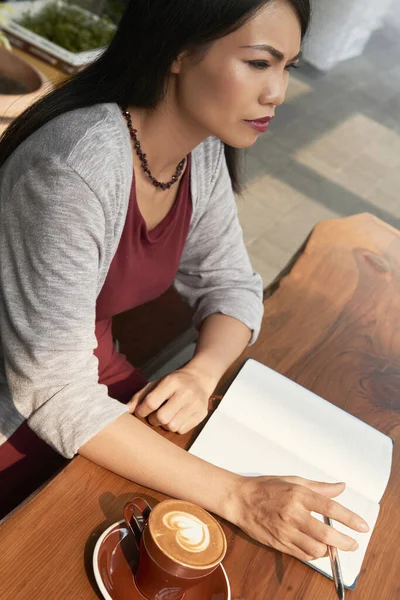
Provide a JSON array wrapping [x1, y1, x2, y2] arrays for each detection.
[[189, 359, 393, 589]]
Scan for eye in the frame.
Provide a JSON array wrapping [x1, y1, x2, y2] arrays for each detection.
[[285, 63, 299, 71], [247, 60, 270, 70]]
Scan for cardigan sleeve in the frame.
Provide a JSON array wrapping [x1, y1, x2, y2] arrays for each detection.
[[0, 159, 128, 458], [174, 141, 264, 343]]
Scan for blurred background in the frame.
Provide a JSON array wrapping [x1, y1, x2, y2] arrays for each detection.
[[1, 0, 400, 290], [238, 0, 400, 286]]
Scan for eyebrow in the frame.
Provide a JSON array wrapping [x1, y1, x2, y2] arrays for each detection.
[[240, 44, 302, 63]]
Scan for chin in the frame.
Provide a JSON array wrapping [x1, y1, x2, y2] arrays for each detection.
[[217, 131, 260, 149], [215, 123, 260, 149], [223, 136, 259, 149]]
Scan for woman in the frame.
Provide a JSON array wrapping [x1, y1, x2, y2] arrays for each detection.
[[0, 0, 369, 560]]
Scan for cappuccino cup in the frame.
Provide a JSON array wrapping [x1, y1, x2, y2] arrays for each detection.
[[123, 497, 227, 600]]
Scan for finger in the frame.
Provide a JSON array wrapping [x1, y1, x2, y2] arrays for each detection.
[[135, 378, 177, 418], [301, 514, 359, 552], [157, 405, 194, 433], [290, 530, 328, 560], [285, 544, 316, 563], [304, 493, 369, 533], [269, 536, 316, 563], [127, 381, 157, 413], [260, 524, 323, 563], [148, 395, 188, 428], [177, 410, 205, 435], [291, 478, 346, 499], [284, 478, 369, 532]]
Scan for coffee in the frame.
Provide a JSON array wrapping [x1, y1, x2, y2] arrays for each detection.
[[148, 499, 226, 569], [124, 497, 227, 600]]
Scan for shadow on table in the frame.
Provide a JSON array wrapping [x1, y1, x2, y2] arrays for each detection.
[[84, 490, 158, 598], [84, 490, 287, 597]]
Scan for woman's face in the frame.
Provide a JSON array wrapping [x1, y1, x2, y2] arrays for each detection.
[[173, 0, 302, 148]]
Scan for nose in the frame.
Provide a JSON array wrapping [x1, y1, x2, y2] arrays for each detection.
[[259, 71, 288, 108]]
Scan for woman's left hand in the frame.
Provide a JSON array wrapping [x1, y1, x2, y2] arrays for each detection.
[[127, 366, 216, 434]]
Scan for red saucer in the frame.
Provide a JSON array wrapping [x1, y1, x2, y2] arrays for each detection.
[[93, 521, 231, 600]]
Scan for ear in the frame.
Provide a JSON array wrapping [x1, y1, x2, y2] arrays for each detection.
[[170, 51, 186, 75]]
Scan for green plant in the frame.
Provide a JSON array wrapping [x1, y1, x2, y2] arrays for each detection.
[[18, 1, 116, 54]]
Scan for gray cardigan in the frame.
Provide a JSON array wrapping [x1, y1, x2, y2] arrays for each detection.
[[0, 103, 263, 458]]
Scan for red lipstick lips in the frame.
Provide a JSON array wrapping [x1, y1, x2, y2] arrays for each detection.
[[244, 116, 273, 133]]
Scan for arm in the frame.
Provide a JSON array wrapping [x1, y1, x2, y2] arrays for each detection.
[[0, 160, 128, 456], [80, 413, 369, 561], [130, 141, 262, 430], [184, 313, 252, 388], [2, 158, 368, 560], [130, 313, 251, 433], [80, 413, 238, 515], [174, 139, 264, 344]]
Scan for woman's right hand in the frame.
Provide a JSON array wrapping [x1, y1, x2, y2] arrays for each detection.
[[226, 476, 370, 562]]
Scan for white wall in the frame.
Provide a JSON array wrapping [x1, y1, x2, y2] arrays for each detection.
[[303, 0, 394, 71], [384, 0, 400, 30]]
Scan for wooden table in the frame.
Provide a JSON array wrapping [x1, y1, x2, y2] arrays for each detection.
[[0, 48, 67, 136], [0, 213, 399, 599], [11, 47, 67, 86]]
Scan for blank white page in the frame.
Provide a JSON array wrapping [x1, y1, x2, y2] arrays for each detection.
[[189, 410, 380, 588], [217, 360, 392, 504]]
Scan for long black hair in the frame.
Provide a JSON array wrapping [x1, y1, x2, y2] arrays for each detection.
[[0, 0, 311, 191]]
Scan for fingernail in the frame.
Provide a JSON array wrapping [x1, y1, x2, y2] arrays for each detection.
[[359, 521, 369, 532], [352, 541, 359, 551]]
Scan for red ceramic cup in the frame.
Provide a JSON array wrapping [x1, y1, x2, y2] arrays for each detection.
[[123, 498, 227, 600]]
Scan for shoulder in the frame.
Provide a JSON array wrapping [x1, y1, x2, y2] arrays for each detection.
[[191, 136, 229, 206], [192, 135, 225, 186], [190, 136, 233, 221], [1, 103, 132, 217], [61, 104, 132, 190]]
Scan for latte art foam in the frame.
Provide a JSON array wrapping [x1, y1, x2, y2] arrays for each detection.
[[162, 511, 210, 553], [149, 499, 226, 568]]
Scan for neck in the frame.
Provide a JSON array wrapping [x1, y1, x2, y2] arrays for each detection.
[[126, 84, 208, 180]]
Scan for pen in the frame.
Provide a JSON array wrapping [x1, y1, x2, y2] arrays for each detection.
[[323, 516, 345, 600]]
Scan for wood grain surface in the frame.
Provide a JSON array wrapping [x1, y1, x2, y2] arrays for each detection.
[[11, 48, 67, 86], [0, 213, 399, 600], [0, 49, 66, 134]]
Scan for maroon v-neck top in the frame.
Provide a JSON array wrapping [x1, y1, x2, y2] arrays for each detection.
[[0, 157, 192, 519], [95, 154, 192, 400]]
